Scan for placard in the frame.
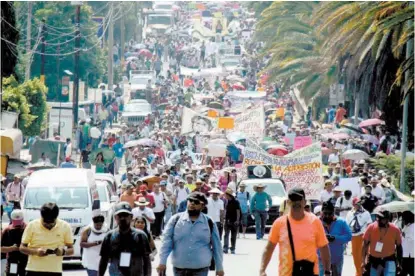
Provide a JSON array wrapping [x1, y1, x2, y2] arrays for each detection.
[[207, 110, 218, 118], [218, 117, 234, 129], [338, 177, 361, 198], [207, 144, 227, 157], [233, 106, 265, 141], [294, 136, 313, 150]]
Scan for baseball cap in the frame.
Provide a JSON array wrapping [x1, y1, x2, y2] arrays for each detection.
[[352, 197, 361, 205], [373, 209, 390, 219], [160, 180, 167, 186], [65, 157, 71, 162], [187, 192, 208, 205], [11, 209, 24, 226], [114, 202, 133, 216], [313, 205, 322, 215], [288, 188, 305, 201]]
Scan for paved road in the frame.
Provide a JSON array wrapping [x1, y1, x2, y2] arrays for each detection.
[[62, 232, 356, 275]]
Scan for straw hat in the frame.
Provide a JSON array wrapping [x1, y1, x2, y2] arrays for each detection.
[[135, 197, 149, 206]]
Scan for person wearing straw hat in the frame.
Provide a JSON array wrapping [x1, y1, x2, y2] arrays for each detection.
[[207, 188, 225, 240], [132, 198, 155, 233], [223, 188, 241, 254], [250, 183, 272, 240]]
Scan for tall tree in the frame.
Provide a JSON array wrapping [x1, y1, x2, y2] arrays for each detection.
[[1, 1, 20, 81]]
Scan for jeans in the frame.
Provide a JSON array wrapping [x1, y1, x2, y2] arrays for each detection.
[[369, 261, 396, 276], [215, 222, 223, 240], [173, 267, 209, 276], [101, 120, 107, 131], [254, 210, 267, 239], [319, 258, 344, 276], [86, 269, 98, 276], [223, 223, 238, 251]]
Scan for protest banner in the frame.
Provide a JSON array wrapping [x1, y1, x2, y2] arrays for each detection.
[[218, 117, 235, 129], [338, 177, 361, 198], [242, 141, 324, 199], [233, 106, 265, 141], [293, 136, 313, 150], [225, 91, 267, 109], [284, 132, 296, 145], [208, 144, 227, 157], [181, 107, 217, 135]]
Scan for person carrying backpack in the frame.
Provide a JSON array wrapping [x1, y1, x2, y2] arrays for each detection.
[[345, 197, 373, 276], [173, 179, 190, 214], [157, 192, 224, 276]]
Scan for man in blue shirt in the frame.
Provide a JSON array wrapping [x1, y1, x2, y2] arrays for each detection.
[[157, 192, 224, 276], [60, 157, 77, 168], [236, 183, 250, 238], [327, 105, 336, 124], [250, 183, 272, 240], [112, 137, 124, 175], [318, 201, 352, 276]]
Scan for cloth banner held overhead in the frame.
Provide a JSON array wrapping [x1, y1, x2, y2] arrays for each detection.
[[181, 107, 217, 135], [233, 106, 265, 141], [242, 140, 324, 199]]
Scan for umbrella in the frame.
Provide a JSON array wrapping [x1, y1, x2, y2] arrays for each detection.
[[341, 123, 365, 134], [226, 75, 245, 83], [374, 201, 414, 214], [265, 144, 287, 151], [89, 148, 115, 165], [138, 49, 152, 58], [132, 43, 146, 50], [137, 138, 159, 147], [342, 149, 369, 161], [123, 140, 141, 149], [359, 118, 385, 128], [26, 162, 56, 171], [232, 83, 245, 90], [362, 134, 380, 145], [207, 102, 224, 109], [267, 147, 288, 156]]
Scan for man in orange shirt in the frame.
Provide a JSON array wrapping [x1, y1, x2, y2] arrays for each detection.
[[119, 184, 137, 208], [335, 103, 347, 124], [362, 209, 402, 276], [259, 188, 332, 276]]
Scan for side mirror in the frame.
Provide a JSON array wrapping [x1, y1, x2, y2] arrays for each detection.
[[110, 195, 119, 203]]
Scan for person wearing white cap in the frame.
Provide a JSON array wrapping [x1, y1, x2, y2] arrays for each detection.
[[1, 209, 27, 275], [207, 188, 225, 240], [80, 211, 109, 276]]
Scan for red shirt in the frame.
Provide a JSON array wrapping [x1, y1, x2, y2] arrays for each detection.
[[136, 193, 155, 208], [108, 137, 116, 147], [335, 107, 347, 123], [364, 222, 402, 258]]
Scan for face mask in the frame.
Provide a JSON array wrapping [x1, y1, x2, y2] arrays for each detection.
[[187, 209, 202, 216]]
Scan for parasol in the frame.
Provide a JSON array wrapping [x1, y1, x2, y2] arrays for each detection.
[[373, 201, 414, 214], [207, 102, 224, 110], [342, 149, 369, 161], [341, 123, 365, 134], [136, 138, 159, 147], [267, 146, 288, 156], [89, 148, 115, 165], [138, 49, 152, 58], [226, 75, 245, 83], [259, 140, 278, 150], [359, 118, 385, 128], [232, 83, 245, 90], [123, 140, 141, 149], [132, 43, 146, 50]]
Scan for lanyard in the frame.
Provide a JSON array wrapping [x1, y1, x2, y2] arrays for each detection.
[[378, 226, 389, 242]]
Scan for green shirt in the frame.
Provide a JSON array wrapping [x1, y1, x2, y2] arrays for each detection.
[[95, 162, 105, 173]]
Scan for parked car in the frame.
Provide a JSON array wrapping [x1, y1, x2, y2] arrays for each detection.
[[96, 180, 118, 229]]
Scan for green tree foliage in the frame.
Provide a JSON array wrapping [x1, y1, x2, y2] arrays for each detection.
[[1, 1, 19, 80], [2, 76, 48, 136]]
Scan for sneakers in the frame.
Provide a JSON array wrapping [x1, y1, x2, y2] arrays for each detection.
[[223, 249, 228, 254], [231, 250, 235, 254]]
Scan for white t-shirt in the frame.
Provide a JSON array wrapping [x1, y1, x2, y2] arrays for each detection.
[[328, 153, 340, 164], [371, 185, 385, 204], [345, 209, 373, 236], [402, 223, 414, 257], [335, 196, 353, 219], [207, 197, 224, 223], [152, 192, 166, 213], [132, 207, 155, 232], [175, 186, 190, 205], [320, 190, 333, 203]]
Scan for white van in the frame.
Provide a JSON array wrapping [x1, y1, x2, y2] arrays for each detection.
[[22, 168, 100, 261]]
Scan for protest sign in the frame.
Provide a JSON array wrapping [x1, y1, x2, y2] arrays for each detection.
[[218, 117, 235, 129], [294, 136, 313, 150], [242, 141, 324, 199], [181, 107, 216, 135], [338, 177, 361, 198], [207, 110, 218, 118], [233, 106, 265, 141], [208, 144, 227, 157]]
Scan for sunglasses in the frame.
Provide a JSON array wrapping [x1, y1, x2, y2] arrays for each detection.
[[93, 216, 105, 223], [188, 198, 201, 205]]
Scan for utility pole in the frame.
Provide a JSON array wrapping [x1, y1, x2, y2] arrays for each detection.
[[134, 2, 138, 41], [120, 3, 125, 67], [73, 4, 81, 128], [56, 44, 61, 135], [108, 3, 114, 90], [40, 18, 46, 83], [399, 18, 414, 192], [25, 2, 32, 81]]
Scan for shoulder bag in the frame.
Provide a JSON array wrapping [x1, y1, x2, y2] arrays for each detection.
[[287, 217, 315, 276]]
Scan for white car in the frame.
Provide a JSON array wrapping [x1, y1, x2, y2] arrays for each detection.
[[96, 180, 118, 229], [121, 101, 152, 126]]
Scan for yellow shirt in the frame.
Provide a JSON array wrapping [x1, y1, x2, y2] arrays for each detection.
[[22, 218, 74, 273], [185, 183, 196, 192]]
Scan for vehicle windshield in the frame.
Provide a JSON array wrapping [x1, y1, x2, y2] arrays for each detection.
[[243, 181, 286, 198], [124, 103, 151, 113], [131, 78, 150, 85], [97, 185, 108, 203], [24, 187, 89, 209], [148, 15, 171, 25]]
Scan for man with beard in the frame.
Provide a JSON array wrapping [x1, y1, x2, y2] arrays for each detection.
[[98, 202, 151, 276], [318, 201, 352, 276], [260, 188, 332, 276], [1, 210, 28, 275], [157, 192, 224, 276], [362, 209, 403, 276]]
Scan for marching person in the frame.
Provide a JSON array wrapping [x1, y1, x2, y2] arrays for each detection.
[[157, 192, 224, 276], [132, 197, 155, 233], [20, 202, 74, 275], [345, 197, 373, 276], [250, 183, 272, 240], [223, 188, 241, 255], [400, 211, 414, 276], [151, 183, 167, 239], [80, 211, 109, 276], [260, 188, 332, 276], [98, 202, 152, 276], [236, 182, 250, 238], [207, 188, 225, 240]]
